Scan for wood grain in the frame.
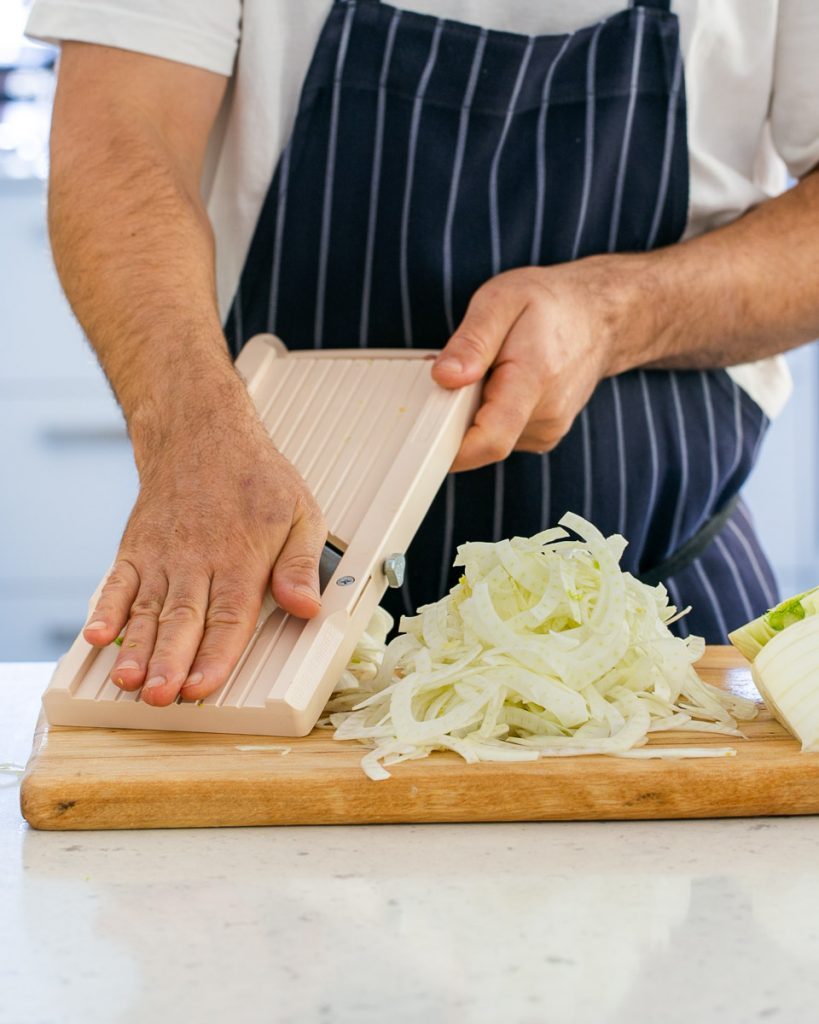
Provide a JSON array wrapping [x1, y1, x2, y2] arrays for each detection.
[[20, 647, 819, 830]]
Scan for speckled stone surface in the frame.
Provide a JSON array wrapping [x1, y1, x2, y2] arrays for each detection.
[[3, 664, 819, 1024]]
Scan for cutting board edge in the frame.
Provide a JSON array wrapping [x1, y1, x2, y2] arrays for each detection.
[[21, 752, 819, 830]]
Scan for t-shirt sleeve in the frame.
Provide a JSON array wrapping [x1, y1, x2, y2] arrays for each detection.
[[25, 0, 241, 77], [769, 0, 819, 179]]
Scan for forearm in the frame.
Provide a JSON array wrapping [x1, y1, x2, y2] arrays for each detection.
[[49, 67, 252, 472], [607, 168, 819, 374]]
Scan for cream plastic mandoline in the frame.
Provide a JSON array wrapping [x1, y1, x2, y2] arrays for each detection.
[[42, 335, 481, 736]]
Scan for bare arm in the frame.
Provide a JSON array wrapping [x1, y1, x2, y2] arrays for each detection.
[[50, 43, 326, 706], [49, 43, 234, 438], [615, 167, 819, 370], [431, 168, 819, 470]]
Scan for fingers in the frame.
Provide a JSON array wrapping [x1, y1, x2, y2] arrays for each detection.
[[138, 574, 212, 707], [435, 267, 604, 469], [271, 509, 326, 618], [108, 580, 165, 691], [179, 576, 266, 703], [108, 569, 265, 706], [84, 559, 140, 646], [451, 353, 543, 473], [103, 506, 325, 708], [432, 276, 526, 389]]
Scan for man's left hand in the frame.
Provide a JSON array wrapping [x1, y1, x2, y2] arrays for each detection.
[[432, 258, 638, 471]]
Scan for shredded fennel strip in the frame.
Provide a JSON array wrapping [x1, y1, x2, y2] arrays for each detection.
[[325, 515, 756, 780], [0, 762, 25, 787]]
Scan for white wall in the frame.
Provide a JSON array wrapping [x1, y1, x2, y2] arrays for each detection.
[[743, 343, 819, 600]]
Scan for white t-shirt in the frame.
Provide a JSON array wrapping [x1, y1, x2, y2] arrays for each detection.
[[27, 0, 819, 419]]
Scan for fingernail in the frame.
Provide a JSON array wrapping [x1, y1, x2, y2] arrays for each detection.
[[85, 620, 107, 631], [143, 676, 167, 690], [435, 357, 463, 374], [182, 672, 203, 690], [115, 660, 140, 671]]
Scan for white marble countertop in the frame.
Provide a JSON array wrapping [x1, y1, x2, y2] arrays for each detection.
[[3, 664, 819, 1024]]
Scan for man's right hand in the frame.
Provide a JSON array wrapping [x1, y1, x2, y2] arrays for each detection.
[[83, 410, 327, 707]]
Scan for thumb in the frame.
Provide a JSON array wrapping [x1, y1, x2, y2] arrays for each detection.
[[432, 279, 523, 388], [271, 512, 325, 619]]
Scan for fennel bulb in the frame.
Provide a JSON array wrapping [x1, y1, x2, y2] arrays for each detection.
[[730, 589, 819, 752]]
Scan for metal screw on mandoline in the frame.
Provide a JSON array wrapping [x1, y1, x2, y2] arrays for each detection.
[[382, 553, 406, 589]]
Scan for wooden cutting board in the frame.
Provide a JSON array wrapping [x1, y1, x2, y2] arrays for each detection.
[[20, 647, 819, 830]]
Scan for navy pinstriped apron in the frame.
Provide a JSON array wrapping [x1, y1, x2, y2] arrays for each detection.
[[225, 0, 779, 642]]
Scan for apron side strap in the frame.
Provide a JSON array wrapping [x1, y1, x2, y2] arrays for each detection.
[[638, 493, 741, 589]]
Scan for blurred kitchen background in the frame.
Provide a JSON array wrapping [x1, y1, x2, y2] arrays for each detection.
[[2, 2, 818, 661]]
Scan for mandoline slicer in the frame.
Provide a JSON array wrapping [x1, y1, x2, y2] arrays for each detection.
[[42, 335, 480, 736]]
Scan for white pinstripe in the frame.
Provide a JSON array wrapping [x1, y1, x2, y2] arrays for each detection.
[[725, 376, 744, 486], [607, 6, 646, 252], [605, 13, 645, 541], [730, 505, 777, 608], [359, 8, 402, 346], [266, 140, 290, 331], [700, 372, 719, 520], [638, 370, 659, 517], [443, 29, 488, 334], [541, 454, 551, 530], [493, 462, 505, 542], [692, 557, 729, 641], [571, 21, 605, 261], [399, 19, 444, 346], [667, 373, 689, 555], [714, 534, 755, 623], [438, 474, 457, 596], [610, 377, 627, 536], [580, 407, 593, 520], [314, 0, 358, 347], [398, 18, 444, 611], [401, 576, 415, 618], [530, 35, 572, 265], [646, 45, 683, 250], [233, 279, 244, 351], [267, 141, 292, 333], [489, 36, 535, 276], [440, 31, 486, 604]]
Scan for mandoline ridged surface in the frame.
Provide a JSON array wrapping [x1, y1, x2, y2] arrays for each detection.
[[56, 353, 453, 717]]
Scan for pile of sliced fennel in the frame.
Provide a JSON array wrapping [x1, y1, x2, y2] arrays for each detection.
[[322, 513, 757, 780]]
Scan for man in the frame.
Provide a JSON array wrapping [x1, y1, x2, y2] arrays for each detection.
[[27, 0, 819, 708]]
